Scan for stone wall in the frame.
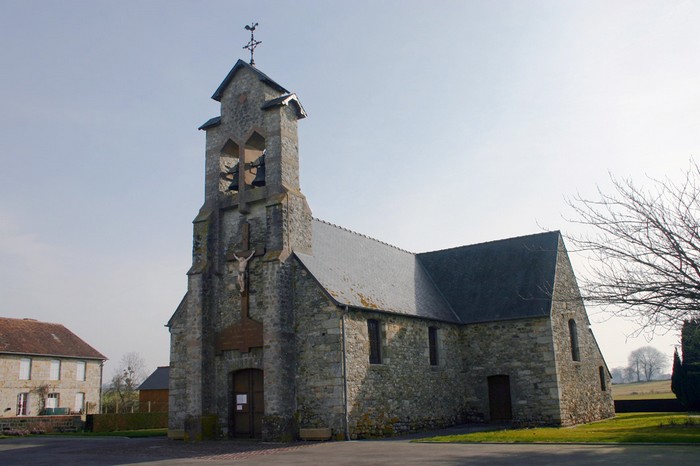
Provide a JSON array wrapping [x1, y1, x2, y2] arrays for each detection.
[[169, 62, 311, 441], [0, 355, 102, 417], [167, 296, 188, 434], [292, 262, 345, 437], [550, 236, 615, 424], [460, 317, 561, 424], [205, 66, 284, 204], [343, 310, 468, 438], [0, 415, 83, 434]]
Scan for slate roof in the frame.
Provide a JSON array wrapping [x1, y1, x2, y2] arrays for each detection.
[[295, 220, 561, 325], [211, 59, 289, 102], [138, 366, 169, 391], [198, 116, 221, 131], [417, 231, 561, 324], [261, 94, 307, 119], [0, 317, 106, 360], [296, 220, 459, 323]]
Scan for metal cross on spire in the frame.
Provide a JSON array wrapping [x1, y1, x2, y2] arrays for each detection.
[[243, 22, 262, 66]]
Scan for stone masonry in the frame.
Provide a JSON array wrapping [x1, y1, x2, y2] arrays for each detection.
[[169, 61, 312, 441], [169, 59, 614, 442], [0, 356, 102, 417]]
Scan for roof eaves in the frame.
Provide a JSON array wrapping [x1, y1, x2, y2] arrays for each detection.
[[261, 94, 307, 119], [198, 116, 221, 131], [0, 350, 106, 360], [342, 304, 463, 325], [459, 313, 551, 326]]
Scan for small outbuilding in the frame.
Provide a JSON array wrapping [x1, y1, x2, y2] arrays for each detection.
[[138, 366, 169, 413]]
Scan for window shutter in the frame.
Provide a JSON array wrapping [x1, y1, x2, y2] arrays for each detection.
[[19, 358, 31, 380]]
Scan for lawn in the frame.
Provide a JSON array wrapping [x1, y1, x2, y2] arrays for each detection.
[[417, 413, 700, 444]]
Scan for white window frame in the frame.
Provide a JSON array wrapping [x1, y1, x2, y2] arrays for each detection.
[[46, 393, 59, 409], [76, 361, 86, 381], [50, 359, 61, 380], [17, 392, 29, 416], [19, 358, 31, 380], [75, 392, 85, 413]]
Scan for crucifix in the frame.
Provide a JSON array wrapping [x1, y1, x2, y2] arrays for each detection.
[[227, 222, 264, 322], [243, 22, 262, 66], [217, 222, 265, 353], [232, 250, 254, 293]]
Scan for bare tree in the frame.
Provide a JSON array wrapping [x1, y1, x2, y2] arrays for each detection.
[[104, 352, 148, 413], [567, 160, 700, 333], [627, 346, 669, 382], [610, 367, 627, 384]]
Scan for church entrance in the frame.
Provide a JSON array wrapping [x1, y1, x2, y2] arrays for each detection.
[[487, 374, 513, 421], [231, 369, 264, 438]]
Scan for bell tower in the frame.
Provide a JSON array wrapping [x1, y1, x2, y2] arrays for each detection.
[[168, 57, 312, 441]]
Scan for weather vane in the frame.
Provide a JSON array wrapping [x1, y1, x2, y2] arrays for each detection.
[[243, 22, 262, 66]]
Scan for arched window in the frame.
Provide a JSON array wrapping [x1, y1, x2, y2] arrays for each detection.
[[568, 319, 580, 361], [220, 139, 240, 192], [243, 132, 266, 188]]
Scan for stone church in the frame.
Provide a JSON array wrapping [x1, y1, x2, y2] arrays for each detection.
[[168, 58, 615, 441]]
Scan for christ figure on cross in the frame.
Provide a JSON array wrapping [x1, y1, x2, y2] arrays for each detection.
[[233, 249, 255, 293]]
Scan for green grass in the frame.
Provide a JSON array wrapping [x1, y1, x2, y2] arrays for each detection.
[[417, 413, 700, 444]]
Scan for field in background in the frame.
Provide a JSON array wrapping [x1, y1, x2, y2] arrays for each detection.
[[612, 379, 675, 400]]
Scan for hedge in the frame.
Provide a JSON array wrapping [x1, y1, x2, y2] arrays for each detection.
[[87, 412, 168, 432]]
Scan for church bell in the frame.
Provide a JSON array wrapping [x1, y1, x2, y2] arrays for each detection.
[[228, 164, 240, 191], [251, 155, 266, 187]]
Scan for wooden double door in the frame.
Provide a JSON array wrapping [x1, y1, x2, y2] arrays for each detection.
[[231, 369, 264, 438]]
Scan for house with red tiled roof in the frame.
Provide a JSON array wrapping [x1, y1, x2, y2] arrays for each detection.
[[0, 317, 106, 417]]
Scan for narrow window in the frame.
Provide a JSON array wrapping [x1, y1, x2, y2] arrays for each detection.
[[76, 361, 86, 381], [75, 392, 85, 413], [19, 358, 31, 380], [568, 319, 580, 361], [50, 359, 61, 380], [599, 366, 607, 391], [46, 393, 59, 409], [429, 326, 439, 366], [368, 319, 382, 364], [17, 393, 29, 415]]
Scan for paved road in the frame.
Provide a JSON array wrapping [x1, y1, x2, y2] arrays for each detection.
[[1, 435, 698, 465]]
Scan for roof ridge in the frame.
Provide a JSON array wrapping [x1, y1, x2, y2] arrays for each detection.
[[313, 218, 413, 254], [418, 230, 561, 255], [212, 59, 289, 102], [0, 316, 63, 326]]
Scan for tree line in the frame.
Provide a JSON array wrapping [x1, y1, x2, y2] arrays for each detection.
[[610, 346, 669, 384]]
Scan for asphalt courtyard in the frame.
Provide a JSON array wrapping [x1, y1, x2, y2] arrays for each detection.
[[1, 426, 699, 466]]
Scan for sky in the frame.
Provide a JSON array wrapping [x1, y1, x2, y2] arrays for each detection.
[[1, 0, 699, 378]]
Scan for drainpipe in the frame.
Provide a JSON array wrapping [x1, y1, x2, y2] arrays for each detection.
[[99, 360, 104, 414], [341, 306, 350, 440]]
